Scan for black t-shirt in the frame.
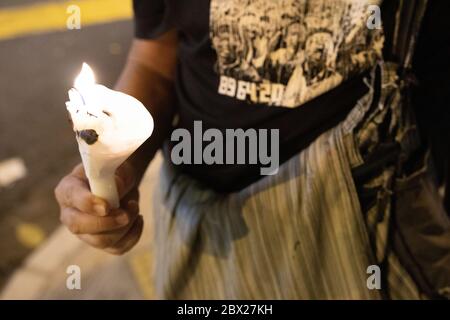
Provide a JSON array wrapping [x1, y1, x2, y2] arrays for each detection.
[[133, 0, 448, 192]]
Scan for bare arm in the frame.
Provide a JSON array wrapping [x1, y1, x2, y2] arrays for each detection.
[[115, 30, 178, 182]]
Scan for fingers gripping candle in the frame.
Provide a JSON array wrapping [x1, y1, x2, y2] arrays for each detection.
[[66, 63, 154, 208]]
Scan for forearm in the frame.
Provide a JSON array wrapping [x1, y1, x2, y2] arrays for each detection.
[[114, 35, 177, 183]]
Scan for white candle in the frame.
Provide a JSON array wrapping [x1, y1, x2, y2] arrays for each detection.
[[66, 63, 153, 208]]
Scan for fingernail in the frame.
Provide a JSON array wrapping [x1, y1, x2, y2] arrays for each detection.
[[94, 204, 107, 216], [116, 213, 129, 225]]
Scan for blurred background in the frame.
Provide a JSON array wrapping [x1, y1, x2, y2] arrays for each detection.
[[0, 0, 156, 299]]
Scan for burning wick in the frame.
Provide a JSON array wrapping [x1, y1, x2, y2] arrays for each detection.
[[74, 63, 95, 93]]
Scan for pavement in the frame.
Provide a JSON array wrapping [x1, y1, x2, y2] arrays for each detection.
[[0, 0, 156, 299]]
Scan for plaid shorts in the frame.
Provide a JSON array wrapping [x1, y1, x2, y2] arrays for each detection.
[[150, 62, 446, 299]]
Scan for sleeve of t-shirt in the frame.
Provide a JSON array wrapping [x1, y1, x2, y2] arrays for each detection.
[[133, 0, 174, 39]]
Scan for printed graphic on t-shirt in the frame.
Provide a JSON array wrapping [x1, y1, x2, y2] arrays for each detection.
[[210, 0, 384, 108]]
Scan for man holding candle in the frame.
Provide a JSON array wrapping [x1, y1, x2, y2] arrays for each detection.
[[55, 0, 450, 299]]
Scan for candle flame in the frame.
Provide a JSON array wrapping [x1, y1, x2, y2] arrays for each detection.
[[74, 62, 95, 90]]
